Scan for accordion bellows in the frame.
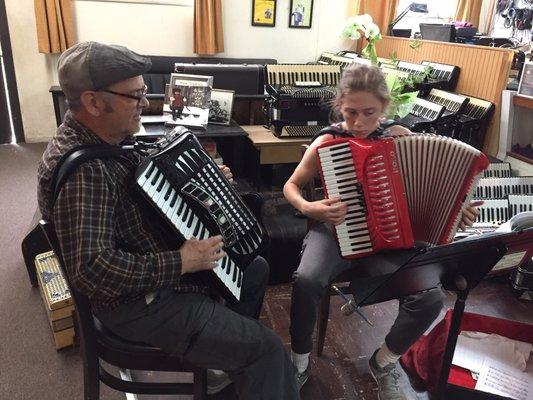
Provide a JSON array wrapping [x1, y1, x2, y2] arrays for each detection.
[[316, 134, 489, 259]]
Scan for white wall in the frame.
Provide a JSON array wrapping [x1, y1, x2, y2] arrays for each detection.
[[6, 0, 356, 142]]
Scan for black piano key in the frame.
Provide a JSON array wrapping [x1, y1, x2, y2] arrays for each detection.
[[169, 192, 178, 208], [156, 177, 165, 192], [237, 269, 242, 288], [163, 186, 172, 201], [186, 211, 195, 228], [193, 220, 201, 237], [232, 262, 238, 282], [145, 163, 155, 178], [151, 171, 161, 185], [177, 198, 186, 214]]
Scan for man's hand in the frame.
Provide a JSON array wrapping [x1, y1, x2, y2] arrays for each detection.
[[303, 197, 348, 225], [460, 199, 484, 231], [218, 164, 233, 183], [179, 235, 225, 274]]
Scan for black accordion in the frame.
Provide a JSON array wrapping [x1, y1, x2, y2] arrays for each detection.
[[134, 130, 266, 302]]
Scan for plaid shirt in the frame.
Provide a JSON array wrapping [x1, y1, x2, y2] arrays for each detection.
[[38, 111, 207, 312]]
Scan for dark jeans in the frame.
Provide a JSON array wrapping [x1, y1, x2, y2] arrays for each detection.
[[96, 257, 299, 400], [171, 106, 184, 120], [290, 223, 444, 355]]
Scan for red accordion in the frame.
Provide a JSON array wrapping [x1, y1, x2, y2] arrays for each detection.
[[316, 135, 489, 259]]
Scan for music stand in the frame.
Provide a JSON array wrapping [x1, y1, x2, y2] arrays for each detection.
[[347, 228, 533, 399]]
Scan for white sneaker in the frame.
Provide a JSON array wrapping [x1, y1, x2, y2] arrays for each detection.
[[207, 369, 232, 395]]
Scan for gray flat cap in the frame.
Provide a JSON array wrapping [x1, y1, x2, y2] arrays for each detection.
[[57, 41, 152, 100]]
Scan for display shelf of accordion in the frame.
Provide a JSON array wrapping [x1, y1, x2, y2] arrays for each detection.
[[299, 144, 373, 357]]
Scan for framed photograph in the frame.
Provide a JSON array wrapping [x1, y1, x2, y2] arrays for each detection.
[[209, 89, 234, 125], [289, 0, 313, 29], [518, 61, 533, 99], [165, 73, 213, 130], [252, 0, 276, 27]]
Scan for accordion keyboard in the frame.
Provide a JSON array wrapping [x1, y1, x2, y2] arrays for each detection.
[[266, 64, 341, 86], [398, 98, 444, 130], [421, 61, 460, 90], [137, 161, 243, 301], [509, 195, 533, 215], [475, 177, 533, 198], [278, 85, 336, 98], [279, 125, 327, 138], [396, 61, 427, 79], [474, 199, 511, 228], [317, 142, 372, 257], [317, 140, 410, 258], [461, 96, 494, 121], [425, 89, 468, 115], [484, 162, 512, 178], [134, 132, 265, 302]]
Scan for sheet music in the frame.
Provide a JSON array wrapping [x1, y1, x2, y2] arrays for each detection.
[[497, 212, 533, 232], [475, 359, 533, 400], [452, 332, 532, 374]]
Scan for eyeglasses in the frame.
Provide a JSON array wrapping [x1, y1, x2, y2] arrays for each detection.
[[99, 85, 148, 105]]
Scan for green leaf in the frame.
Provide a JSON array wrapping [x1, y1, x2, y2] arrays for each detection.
[[409, 39, 422, 49]]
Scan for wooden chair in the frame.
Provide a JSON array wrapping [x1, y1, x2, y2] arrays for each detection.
[[39, 220, 207, 400]]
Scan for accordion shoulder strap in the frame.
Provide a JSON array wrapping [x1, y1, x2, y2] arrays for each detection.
[[312, 120, 398, 143], [312, 123, 352, 143], [51, 144, 133, 203]]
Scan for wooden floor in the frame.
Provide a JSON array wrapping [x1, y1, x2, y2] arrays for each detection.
[[137, 278, 532, 400]]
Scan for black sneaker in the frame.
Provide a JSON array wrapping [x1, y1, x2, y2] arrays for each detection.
[[368, 350, 407, 400], [295, 362, 311, 390]]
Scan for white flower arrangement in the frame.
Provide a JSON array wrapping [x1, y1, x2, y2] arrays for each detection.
[[342, 14, 382, 65]]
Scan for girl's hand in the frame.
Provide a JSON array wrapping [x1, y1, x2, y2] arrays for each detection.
[[385, 125, 412, 137], [218, 164, 233, 183], [459, 200, 484, 231], [303, 197, 347, 225]]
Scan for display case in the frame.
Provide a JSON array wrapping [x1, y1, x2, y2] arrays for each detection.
[[498, 90, 533, 174]]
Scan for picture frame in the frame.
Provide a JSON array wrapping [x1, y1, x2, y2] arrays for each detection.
[[165, 73, 213, 130], [251, 0, 276, 27], [209, 89, 235, 126], [517, 61, 533, 100], [288, 0, 313, 29]]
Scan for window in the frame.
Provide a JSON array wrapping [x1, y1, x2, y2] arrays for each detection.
[[393, 0, 458, 37]]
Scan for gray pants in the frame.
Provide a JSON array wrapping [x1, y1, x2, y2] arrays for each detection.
[[290, 223, 444, 355], [96, 257, 299, 400]]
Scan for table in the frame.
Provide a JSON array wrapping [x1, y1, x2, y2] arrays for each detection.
[[242, 125, 311, 165], [241, 125, 312, 188], [141, 120, 248, 138]]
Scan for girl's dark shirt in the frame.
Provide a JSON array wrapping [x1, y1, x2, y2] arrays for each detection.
[[311, 122, 389, 143]]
